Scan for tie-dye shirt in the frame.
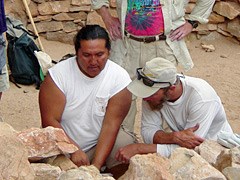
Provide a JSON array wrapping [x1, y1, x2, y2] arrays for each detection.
[[125, 0, 164, 36]]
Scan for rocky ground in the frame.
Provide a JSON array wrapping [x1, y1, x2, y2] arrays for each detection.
[[0, 35, 240, 135]]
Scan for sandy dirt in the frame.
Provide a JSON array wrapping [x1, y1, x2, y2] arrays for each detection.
[[0, 36, 239, 135]]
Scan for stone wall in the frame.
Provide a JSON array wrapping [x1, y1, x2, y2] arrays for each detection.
[[5, 0, 240, 45]]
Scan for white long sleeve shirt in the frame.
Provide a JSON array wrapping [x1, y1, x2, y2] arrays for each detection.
[[141, 76, 233, 157]]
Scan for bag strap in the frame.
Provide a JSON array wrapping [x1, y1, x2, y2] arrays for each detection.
[[14, 25, 38, 40], [9, 75, 22, 89], [6, 16, 38, 39]]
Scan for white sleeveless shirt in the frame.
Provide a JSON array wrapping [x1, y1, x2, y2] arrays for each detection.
[[49, 57, 131, 151]]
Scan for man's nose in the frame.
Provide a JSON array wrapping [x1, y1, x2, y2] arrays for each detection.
[[90, 56, 98, 64]]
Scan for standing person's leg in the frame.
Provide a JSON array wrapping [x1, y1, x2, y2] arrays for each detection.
[[0, 34, 9, 95], [119, 39, 142, 133], [0, 34, 9, 99], [0, 65, 9, 98], [140, 40, 177, 68], [0, 34, 10, 121]]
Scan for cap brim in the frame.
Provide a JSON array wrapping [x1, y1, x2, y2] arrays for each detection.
[[127, 79, 160, 98]]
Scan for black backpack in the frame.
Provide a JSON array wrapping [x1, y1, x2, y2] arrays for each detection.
[[6, 16, 43, 89]]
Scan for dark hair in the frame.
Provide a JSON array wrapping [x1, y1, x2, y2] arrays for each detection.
[[74, 25, 111, 53]]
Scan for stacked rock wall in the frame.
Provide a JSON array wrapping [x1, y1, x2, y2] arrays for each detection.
[[4, 0, 240, 44]]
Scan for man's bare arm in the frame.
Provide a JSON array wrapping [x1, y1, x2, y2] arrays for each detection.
[[39, 74, 90, 166], [97, 6, 122, 40], [92, 88, 132, 169]]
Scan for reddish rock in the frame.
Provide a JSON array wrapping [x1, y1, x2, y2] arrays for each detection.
[[17, 126, 78, 161]]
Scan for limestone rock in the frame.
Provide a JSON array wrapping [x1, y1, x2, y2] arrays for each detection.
[[214, 146, 240, 174], [63, 21, 78, 33], [29, 1, 39, 17], [59, 165, 114, 180], [69, 5, 91, 12], [46, 31, 76, 45], [119, 153, 173, 180], [231, 146, 240, 167], [195, 140, 227, 167], [201, 44, 215, 52], [222, 166, 240, 180], [208, 12, 225, 24], [71, 0, 91, 6], [46, 154, 78, 171], [28, 21, 63, 33], [38, 1, 71, 15], [32, 15, 52, 22], [215, 149, 232, 172], [0, 136, 35, 179], [17, 126, 78, 161], [170, 147, 226, 179], [31, 163, 62, 180], [53, 12, 74, 21], [213, 1, 240, 20], [227, 18, 240, 38]]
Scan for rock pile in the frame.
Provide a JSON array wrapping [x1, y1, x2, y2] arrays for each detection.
[[4, 0, 240, 45], [1, 122, 240, 179]]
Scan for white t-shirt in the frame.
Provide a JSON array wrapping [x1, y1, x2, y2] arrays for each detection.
[[49, 57, 131, 151], [141, 76, 233, 157]]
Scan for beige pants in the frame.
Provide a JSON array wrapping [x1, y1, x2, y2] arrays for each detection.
[[113, 38, 177, 133], [85, 126, 137, 169], [124, 38, 177, 79]]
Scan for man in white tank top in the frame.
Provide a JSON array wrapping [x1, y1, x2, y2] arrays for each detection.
[[39, 25, 137, 178]]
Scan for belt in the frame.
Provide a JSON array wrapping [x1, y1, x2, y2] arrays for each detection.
[[124, 31, 166, 43]]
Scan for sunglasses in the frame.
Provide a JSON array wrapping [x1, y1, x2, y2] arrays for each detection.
[[136, 68, 172, 87]]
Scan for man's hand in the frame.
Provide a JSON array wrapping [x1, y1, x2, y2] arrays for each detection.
[[70, 149, 90, 167], [115, 144, 157, 164], [173, 124, 204, 149], [103, 16, 122, 41], [115, 144, 140, 164], [169, 21, 193, 41], [98, 6, 122, 40]]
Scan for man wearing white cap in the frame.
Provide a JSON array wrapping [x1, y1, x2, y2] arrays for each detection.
[[115, 57, 233, 162]]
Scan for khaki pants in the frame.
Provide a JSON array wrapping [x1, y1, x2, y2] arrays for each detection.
[[111, 38, 177, 133], [85, 126, 137, 169], [124, 38, 177, 79]]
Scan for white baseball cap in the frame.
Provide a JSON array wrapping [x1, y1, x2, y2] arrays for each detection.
[[127, 57, 177, 98]]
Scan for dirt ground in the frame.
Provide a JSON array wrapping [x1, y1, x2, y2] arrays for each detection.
[[0, 36, 239, 135]]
